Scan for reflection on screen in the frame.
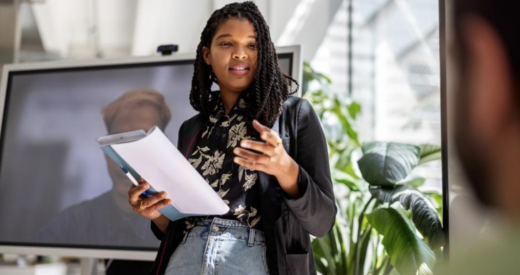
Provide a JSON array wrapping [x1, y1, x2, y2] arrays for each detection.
[[0, 56, 293, 250]]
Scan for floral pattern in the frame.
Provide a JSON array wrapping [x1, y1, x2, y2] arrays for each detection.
[[184, 92, 262, 233]]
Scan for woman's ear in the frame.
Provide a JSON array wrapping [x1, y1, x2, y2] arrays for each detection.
[[202, 46, 211, 65]]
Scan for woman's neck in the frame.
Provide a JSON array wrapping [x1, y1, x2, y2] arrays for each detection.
[[220, 90, 241, 115]]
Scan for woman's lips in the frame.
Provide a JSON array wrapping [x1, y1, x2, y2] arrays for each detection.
[[229, 67, 249, 75]]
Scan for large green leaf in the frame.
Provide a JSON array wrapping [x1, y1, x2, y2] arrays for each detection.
[[370, 185, 445, 249], [418, 144, 442, 165], [398, 174, 426, 189], [367, 208, 436, 275], [358, 142, 420, 186]]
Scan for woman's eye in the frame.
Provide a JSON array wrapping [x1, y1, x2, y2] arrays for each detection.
[[248, 44, 257, 49], [219, 42, 231, 47]]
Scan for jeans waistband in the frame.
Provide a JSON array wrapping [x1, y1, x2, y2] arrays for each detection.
[[183, 217, 265, 246], [196, 217, 257, 230]]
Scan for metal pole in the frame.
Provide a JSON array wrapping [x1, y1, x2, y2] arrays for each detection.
[[347, 0, 353, 96]]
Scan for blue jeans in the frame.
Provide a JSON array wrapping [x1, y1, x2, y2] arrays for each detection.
[[165, 217, 270, 275]]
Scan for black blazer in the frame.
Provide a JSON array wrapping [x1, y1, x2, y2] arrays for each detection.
[[148, 96, 337, 275]]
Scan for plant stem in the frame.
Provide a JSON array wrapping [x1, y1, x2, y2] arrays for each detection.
[[354, 196, 375, 275], [382, 257, 393, 275]]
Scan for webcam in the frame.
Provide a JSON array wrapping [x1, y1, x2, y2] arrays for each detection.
[[157, 44, 179, 56]]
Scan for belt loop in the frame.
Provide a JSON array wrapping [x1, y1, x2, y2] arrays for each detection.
[[248, 228, 255, 247]]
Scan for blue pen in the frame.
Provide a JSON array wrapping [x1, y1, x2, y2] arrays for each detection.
[[120, 165, 151, 197]]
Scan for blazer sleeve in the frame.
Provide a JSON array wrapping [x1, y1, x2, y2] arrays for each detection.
[[283, 99, 337, 237], [150, 120, 188, 240]]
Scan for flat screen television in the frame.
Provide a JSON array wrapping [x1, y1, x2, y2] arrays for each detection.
[[0, 45, 302, 260]]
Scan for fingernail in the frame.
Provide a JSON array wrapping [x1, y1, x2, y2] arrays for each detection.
[[234, 157, 239, 162], [241, 141, 249, 147], [261, 133, 267, 139], [234, 148, 239, 154]]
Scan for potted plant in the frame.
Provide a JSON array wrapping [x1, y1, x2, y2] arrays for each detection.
[[303, 62, 444, 275]]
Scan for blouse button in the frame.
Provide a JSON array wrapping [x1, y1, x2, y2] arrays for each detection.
[[212, 226, 220, 232]]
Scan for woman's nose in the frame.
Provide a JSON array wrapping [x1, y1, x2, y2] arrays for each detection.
[[233, 49, 247, 60]]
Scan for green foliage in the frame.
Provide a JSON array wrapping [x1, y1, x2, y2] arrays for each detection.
[[370, 185, 445, 250], [304, 62, 444, 275], [418, 144, 442, 166], [358, 142, 421, 186], [367, 208, 436, 275]]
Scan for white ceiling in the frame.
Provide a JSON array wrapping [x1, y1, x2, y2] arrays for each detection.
[[18, 0, 344, 61]]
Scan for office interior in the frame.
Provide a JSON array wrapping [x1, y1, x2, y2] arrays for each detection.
[[0, 0, 502, 274]]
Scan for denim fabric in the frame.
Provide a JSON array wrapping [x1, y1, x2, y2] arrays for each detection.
[[165, 217, 269, 275]]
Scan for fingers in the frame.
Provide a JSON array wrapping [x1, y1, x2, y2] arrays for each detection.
[[252, 119, 270, 133], [131, 192, 172, 213], [149, 198, 172, 211], [128, 180, 150, 205], [240, 140, 275, 156], [233, 147, 271, 164], [260, 131, 282, 147], [139, 191, 169, 209], [233, 156, 266, 171], [253, 120, 282, 147]]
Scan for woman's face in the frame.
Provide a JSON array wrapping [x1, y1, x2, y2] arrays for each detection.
[[203, 18, 258, 94]]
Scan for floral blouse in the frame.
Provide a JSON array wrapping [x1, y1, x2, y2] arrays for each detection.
[[184, 92, 263, 232]]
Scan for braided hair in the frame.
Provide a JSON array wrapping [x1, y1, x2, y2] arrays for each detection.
[[189, 1, 299, 127]]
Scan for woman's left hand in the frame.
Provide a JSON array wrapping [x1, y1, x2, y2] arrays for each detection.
[[233, 120, 300, 197]]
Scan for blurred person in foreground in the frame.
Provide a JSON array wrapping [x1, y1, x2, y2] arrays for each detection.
[[443, 0, 520, 274]]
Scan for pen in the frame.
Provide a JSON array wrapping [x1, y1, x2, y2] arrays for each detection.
[[120, 165, 151, 197]]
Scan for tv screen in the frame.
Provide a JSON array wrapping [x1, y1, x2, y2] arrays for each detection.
[[0, 48, 300, 256]]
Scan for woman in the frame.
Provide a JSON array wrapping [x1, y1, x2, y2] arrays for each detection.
[[128, 2, 336, 275]]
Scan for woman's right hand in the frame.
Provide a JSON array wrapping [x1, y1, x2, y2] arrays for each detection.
[[128, 179, 171, 221]]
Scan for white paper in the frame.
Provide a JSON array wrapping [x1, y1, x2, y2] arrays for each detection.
[[111, 127, 229, 215]]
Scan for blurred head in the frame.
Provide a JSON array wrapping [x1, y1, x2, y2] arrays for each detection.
[[190, 1, 298, 127], [101, 89, 171, 200], [453, 0, 520, 209]]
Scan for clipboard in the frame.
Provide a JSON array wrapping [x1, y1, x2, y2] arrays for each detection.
[[97, 126, 229, 221]]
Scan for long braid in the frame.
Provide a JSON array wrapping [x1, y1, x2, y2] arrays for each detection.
[[190, 1, 299, 127]]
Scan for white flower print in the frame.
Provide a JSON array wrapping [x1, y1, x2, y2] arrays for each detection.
[[250, 216, 261, 227], [220, 173, 232, 185], [189, 146, 210, 169], [238, 98, 247, 109], [210, 179, 219, 188], [249, 206, 257, 217], [188, 155, 202, 169], [234, 205, 246, 216], [191, 146, 210, 156], [201, 150, 225, 176], [227, 121, 247, 148], [221, 114, 238, 128], [217, 188, 230, 198], [238, 165, 254, 182], [183, 219, 197, 235], [243, 173, 258, 191], [233, 205, 261, 227]]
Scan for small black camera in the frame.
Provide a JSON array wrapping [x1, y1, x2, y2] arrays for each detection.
[[157, 44, 179, 56]]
